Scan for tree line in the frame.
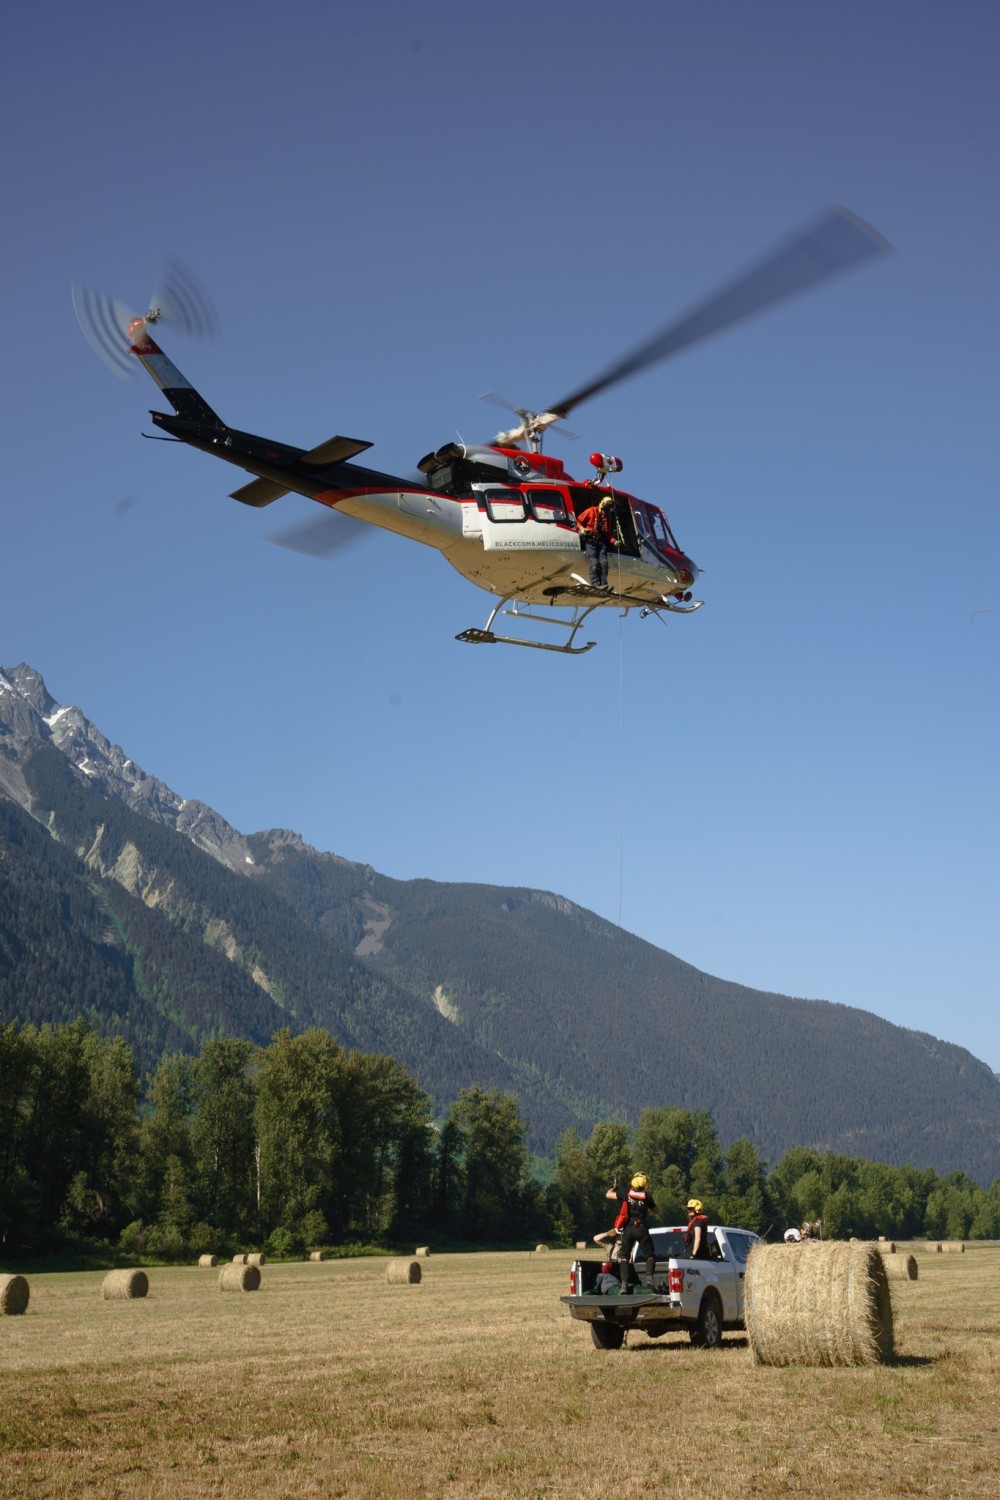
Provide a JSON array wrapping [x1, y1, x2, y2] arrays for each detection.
[[2, 1020, 998, 1262]]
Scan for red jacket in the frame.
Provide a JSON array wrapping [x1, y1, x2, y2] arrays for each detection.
[[578, 504, 616, 541]]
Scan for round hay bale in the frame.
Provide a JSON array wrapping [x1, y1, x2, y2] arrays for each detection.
[[219, 1263, 261, 1292], [534, 1243, 549, 1254], [575, 1241, 587, 1250], [246, 1252, 266, 1267], [745, 1241, 893, 1367], [309, 1250, 325, 1262], [386, 1258, 421, 1285], [943, 1242, 965, 1253], [0, 1274, 30, 1316], [881, 1252, 918, 1281], [197, 1254, 218, 1268], [232, 1253, 248, 1264], [880, 1240, 896, 1254], [102, 1269, 149, 1301], [414, 1246, 431, 1258]]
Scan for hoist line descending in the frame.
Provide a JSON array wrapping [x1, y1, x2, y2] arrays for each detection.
[[614, 592, 626, 1015]]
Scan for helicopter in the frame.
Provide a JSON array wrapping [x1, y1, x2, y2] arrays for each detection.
[[73, 208, 889, 655]]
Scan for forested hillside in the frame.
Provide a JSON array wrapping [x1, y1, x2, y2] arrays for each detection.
[[253, 837, 1000, 1182], [3, 660, 1000, 1184], [3, 1021, 998, 1265], [0, 746, 583, 1143]]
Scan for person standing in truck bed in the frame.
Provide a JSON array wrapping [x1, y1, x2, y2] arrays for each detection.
[[606, 1174, 658, 1294]]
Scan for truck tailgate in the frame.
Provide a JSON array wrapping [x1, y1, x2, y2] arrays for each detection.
[[561, 1293, 681, 1326]]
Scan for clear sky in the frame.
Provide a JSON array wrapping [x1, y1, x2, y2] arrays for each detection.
[[3, 2, 998, 1070]]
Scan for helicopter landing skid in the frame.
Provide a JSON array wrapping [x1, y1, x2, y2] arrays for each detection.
[[456, 593, 598, 654]]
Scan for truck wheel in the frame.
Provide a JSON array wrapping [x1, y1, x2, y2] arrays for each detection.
[[689, 1293, 723, 1349], [590, 1321, 626, 1350]]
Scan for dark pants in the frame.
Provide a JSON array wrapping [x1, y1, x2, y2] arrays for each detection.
[[584, 536, 610, 587], [619, 1224, 656, 1293]]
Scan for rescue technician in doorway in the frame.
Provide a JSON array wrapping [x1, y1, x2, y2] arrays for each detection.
[[606, 1174, 658, 1295], [577, 493, 618, 589]]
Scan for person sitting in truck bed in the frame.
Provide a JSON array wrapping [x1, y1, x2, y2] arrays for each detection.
[[606, 1174, 659, 1294], [685, 1199, 711, 1259], [595, 1260, 622, 1295]]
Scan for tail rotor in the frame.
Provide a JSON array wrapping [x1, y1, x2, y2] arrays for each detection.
[[72, 254, 221, 380], [146, 254, 222, 339], [70, 285, 140, 382]]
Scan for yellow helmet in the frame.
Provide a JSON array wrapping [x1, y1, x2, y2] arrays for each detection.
[[687, 1198, 703, 1213], [599, 494, 615, 509], [631, 1173, 648, 1190]]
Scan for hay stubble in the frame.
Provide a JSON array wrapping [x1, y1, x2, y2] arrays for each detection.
[[0, 1246, 998, 1498]]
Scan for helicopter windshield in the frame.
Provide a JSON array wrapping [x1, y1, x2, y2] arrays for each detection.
[[644, 504, 677, 552], [634, 501, 680, 556]]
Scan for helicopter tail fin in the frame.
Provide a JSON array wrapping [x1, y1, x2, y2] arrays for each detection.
[[127, 317, 227, 429]]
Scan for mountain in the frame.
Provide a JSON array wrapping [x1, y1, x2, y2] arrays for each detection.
[[2, 661, 999, 1183]]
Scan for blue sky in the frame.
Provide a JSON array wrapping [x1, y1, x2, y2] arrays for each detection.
[[3, 2, 998, 1073]]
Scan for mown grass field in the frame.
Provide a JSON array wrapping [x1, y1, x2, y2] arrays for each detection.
[[1, 1243, 998, 1498]]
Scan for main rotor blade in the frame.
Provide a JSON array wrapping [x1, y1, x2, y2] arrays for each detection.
[[479, 390, 523, 415], [548, 206, 891, 420], [267, 509, 370, 559]]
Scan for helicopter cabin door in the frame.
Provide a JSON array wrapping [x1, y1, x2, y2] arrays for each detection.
[[474, 484, 578, 554]]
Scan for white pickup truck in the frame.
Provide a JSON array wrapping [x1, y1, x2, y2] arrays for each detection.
[[562, 1223, 760, 1350]]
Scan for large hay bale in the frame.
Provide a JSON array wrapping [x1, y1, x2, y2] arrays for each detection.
[[534, 1243, 549, 1254], [309, 1250, 325, 1262], [232, 1253, 248, 1264], [0, 1274, 30, 1315], [414, 1246, 430, 1258], [745, 1241, 893, 1367], [247, 1252, 266, 1267], [102, 1269, 149, 1300], [943, 1242, 965, 1253], [197, 1254, 218, 1268], [881, 1252, 918, 1281], [575, 1241, 587, 1250], [219, 1263, 261, 1292], [879, 1240, 896, 1253], [386, 1258, 421, 1285]]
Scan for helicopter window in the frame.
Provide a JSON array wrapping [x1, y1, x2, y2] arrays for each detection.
[[526, 487, 569, 524], [481, 488, 527, 523]]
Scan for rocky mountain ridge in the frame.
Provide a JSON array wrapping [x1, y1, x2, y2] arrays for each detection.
[[0, 664, 257, 873], [3, 660, 999, 1182]]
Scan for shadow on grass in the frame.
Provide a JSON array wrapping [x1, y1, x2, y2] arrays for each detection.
[[625, 1340, 936, 1367], [626, 1335, 749, 1354]]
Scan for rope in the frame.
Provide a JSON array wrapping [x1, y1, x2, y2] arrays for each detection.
[[617, 607, 625, 931]]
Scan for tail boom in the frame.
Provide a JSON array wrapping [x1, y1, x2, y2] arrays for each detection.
[[127, 318, 225, 427]]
